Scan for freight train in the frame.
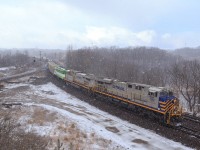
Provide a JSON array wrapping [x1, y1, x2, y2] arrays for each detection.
[[48, 61, 182, 125]]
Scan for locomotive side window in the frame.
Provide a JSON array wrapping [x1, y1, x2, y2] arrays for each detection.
[[135, 85, 144, 90], [148, 92, 158, 97], [128, 84, 132, 88], [135, 85, 140, 90], [86, 78, 91, 81], [97, 81, 103, 84], [155, 92, 158, 97]]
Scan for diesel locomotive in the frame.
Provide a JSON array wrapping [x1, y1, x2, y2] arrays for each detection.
[[48, 61, 182, 125]]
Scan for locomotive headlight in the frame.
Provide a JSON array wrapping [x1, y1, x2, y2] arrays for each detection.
[[174, 99, 177, 103], [173, 106, 178, 114]]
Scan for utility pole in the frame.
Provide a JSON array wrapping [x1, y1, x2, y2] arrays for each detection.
[[40, 51, 42, 61]]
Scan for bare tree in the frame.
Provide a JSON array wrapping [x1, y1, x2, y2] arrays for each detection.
[[64, 46, 177, 86], [169, 60, 200, 115]]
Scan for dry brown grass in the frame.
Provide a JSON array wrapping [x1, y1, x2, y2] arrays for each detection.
[[27, 106, 58, 125], [0, 113, 49, 150], [51, 121, 116, 150], [52, 122, 92, 149], [0, 104, 116, 150]]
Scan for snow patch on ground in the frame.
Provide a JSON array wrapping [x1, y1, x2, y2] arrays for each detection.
[[0, 81, 194, 150], [0, 66, 16, 71], [26, 82, 192, 150], [5, 83, 29, 89]]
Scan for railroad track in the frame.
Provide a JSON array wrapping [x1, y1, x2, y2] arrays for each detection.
[[174, 113, 200, 139], [176, 125, 200, 139], [182, 113, 200, 124], [0, 68, 46, 82]]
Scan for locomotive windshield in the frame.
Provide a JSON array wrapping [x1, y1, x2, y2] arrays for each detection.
[[169, 91, 173, 96], [160, 90, 173, 97]]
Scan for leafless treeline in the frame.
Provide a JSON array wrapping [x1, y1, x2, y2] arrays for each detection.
[[0, 50, 30, 67], [65, 47, 180, 86], [173, 47, 200, 60], [65, 46, 200, 114], [169, 60, 200, 113]]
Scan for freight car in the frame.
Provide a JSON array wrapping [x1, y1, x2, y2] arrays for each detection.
[[48, 61, 182, 125]]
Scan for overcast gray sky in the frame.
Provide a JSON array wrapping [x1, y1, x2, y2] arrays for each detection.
[[0, 0, 200, 49]]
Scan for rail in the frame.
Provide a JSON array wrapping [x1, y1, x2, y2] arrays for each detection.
[[175, 125, 200, 139], [182, 113, 200, 124], [0, 68, 46, 82]]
